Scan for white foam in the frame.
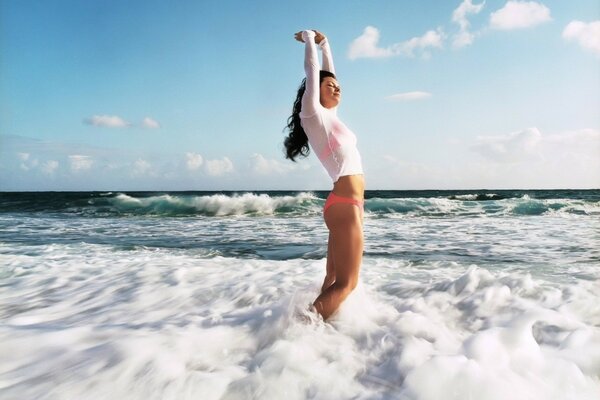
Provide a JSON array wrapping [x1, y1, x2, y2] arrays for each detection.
[[109, 192, 321, 216], [1, 244, 599, 399], [452, 193, 499, 200]]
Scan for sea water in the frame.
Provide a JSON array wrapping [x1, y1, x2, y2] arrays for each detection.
[[0, 190, 599, 400]]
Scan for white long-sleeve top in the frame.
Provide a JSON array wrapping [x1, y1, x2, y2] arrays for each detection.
[[299, 30, 363, 183]]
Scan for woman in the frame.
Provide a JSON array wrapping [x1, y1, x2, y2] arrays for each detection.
[[284, 30, 365, 320]]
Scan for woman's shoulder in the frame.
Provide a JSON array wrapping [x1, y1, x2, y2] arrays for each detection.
[[300, 105, 323, 120]]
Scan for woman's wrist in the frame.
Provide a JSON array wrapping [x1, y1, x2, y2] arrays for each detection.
[[302, 30, 316, 42]]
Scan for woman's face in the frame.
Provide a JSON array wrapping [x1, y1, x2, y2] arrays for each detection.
[[320, 77, 341, 109]]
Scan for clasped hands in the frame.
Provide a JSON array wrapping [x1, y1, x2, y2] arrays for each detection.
[[294, 30, 326, 45]]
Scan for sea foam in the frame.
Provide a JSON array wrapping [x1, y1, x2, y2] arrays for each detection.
[[109, 192, 320, 216], [1, 243, 598, 400]]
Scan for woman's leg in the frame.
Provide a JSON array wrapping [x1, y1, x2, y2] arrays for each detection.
[[321, 232, 336, 293], [313, 203, 363, 320]]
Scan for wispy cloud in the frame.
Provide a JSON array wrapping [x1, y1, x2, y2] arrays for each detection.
[[348, 26, 394, 59], [41, 160, 59, 175], [472, 127, 542, 162], [394, 29, 444, 58], [545, 128, 600, 146], [205, 157, 234, 176], [141, 117, 160, 129], [132, 159, 152, 176], [69, 155, 93, 171], [84, 115, 162, 129], [562, 20, 600, 56], [470, 127, 600, 164], [467, 127, 600, 187], [386, 91, 432, 101], [452, 0, 485, 48], [185, 152, 203, 171], [371, 127, 600, 189], [349, 2, 553, 59], [17, 152, 38, 171], [3, 134, 322, 190], [250, 153, 298, 175], [84, 115, 130, 128], [489, 1, 551, 30], [348, 26, 444, 60]]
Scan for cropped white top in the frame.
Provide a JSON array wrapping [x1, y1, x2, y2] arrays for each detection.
[[300, 30, 364, 183]]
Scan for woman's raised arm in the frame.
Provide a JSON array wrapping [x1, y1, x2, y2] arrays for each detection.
[[299, 30, 321, 118], [319, 34, 335, 75]]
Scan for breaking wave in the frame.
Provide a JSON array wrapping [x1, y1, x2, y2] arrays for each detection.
[[0, 191, 598, 217]]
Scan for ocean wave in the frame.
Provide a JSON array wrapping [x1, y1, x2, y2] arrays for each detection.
[[0, 191, 598, 218], [105, 192, 322, 216], [448, 193, 503, 201], [367, 196, 600, 217], [508, 196, 600, 216]]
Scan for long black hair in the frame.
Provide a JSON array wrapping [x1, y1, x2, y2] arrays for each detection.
[[284, 70, 336, 161]]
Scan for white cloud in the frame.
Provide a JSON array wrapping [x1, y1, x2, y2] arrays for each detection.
[[142, 117, 160, 129], [393, 29, 444, 58], [374, 127, 600, 188], [545, 128, 600, 147], [348, 26, 395, 60], [472, 127, 542, 162], [84, 115, 130, 128], [132, 159, 151, 175], [452, 31, 476, 49], [453, 0, 486, 31], [41, 160, 59, 175], [375, 128, 599, 189], [348, 26, 444, 60], [562, 20, 600, 56], [386, 91, 432, 101], [69, 155, 93, 171], [250, 153, 297, 175], [205, 157, 234, 176], [17, 152, 39, 171], [472, 127, 600, 164], [542, 129, 600, 179], [489, 1, 551, 30], [452, 0, 485, 48], [185, 152, 204, 170], [376, 155, 443, 189]]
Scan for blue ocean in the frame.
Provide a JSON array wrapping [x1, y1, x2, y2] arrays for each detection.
[[1, 190, 599, 399]]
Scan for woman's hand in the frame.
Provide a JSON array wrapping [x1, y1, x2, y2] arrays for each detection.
[[313, 30, 326, 45], [294, 30, 327, 44]]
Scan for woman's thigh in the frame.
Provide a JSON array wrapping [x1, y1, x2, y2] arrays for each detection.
[[324, 203, 363, 286]]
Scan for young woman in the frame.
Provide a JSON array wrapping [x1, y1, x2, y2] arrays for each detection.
[[284, 30, 365, 320]]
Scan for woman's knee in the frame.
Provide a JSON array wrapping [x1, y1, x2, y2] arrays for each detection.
[[334, 276, 358, 293]]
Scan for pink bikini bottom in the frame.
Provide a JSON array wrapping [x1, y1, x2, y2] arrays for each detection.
[[323, 192, 364, 217]]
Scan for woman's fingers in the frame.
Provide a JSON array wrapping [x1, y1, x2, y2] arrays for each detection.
[[312, 30, 326, 44]]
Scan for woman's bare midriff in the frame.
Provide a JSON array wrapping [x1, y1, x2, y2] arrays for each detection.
[[332, 174, 365, 200]]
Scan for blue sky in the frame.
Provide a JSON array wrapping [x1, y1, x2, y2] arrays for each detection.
[[1, 0, 599, 190]]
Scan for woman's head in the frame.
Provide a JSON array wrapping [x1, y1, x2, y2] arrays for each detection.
[[284, 70, 339, 161], [319, 72, 341, 109]]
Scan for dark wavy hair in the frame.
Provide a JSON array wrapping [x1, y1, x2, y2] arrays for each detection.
[[284, 70, 336, 161]]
